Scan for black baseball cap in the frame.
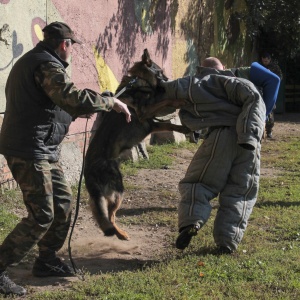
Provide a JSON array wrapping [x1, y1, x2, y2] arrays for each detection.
[[42, 21, 82, 44]]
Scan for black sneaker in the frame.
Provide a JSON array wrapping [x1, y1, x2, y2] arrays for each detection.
[[32, 257, 75, 277], [0, 271, 27, 296], [214, 246, 233, 255], [176, 224, 201, 250]]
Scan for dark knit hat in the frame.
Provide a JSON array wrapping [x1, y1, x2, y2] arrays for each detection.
[[42, 21, 82, 44], [261, 52, 271, 58]]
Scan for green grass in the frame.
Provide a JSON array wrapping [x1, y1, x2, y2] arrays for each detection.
[[0, 189, 23, 240], [120, 141, 198, 175], [0, 210, 19, 240], [1, 137, 300, 299]]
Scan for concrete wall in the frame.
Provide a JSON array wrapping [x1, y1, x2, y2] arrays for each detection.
[[0, 0, 199, 187], [211, 0, 254, 67], [0, 0, 253, 188]]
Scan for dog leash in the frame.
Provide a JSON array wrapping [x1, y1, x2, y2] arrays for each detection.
[[67, 117, 89, 281], [114, 77, 138, 97]]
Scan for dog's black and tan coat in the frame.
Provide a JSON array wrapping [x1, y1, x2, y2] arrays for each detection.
[[84, 49, 189, 240]]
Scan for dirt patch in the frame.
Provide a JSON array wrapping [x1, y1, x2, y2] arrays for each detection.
[[6, 113, 300, 297]]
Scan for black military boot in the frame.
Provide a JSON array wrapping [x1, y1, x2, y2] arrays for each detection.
[[176, 223, 201, 250], [214, 246, 233, 255]]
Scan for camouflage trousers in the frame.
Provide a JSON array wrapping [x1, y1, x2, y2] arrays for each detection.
[[0, 156, 73, 270]]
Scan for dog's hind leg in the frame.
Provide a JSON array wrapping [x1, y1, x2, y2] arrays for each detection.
[[89, 195, 117, 236], [108, 193, 129, 240]]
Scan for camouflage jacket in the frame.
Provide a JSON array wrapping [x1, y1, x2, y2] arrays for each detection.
[[34, 63, 114, 118]]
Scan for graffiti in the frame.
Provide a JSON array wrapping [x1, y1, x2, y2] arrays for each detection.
[[0, 18, 45, 72], [95, 1, 141, 74], [184, 39, 199, 76], [93, 46, 119, 93], [11, 31, 23, 59], [0, 24, 9, 45], [31, 17, 46, 46], [134, 0, 153, 34], [0, 29, 23, 71]]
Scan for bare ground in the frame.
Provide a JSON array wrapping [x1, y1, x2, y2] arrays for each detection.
[[6, 113, 300, 297]]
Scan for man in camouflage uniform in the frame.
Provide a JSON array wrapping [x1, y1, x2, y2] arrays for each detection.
[[260, 52, 283, 138], [0, 22, 131, 296]]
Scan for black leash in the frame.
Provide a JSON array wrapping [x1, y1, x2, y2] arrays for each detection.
[[114, 77, 138, 97], [67, 118, 89, 281]]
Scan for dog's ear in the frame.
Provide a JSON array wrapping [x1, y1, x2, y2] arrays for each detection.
[[142, 49, 152, 67]]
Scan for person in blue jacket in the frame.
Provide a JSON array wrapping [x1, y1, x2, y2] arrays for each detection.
[[259, 52, 283, 138]]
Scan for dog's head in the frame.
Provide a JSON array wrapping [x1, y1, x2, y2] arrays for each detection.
[[140, 48, 168, 83], [116, 49, 170, 115]]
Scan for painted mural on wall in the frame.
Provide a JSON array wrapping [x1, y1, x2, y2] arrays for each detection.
[[0, 0, 253, 109], [172, 0, 253, 70], [0, 0, 201, 130], [211, 0, 253, 68], [0, 0, 200, 186], [0, 0, 253, 187]]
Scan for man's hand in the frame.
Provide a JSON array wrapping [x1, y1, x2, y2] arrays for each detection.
[[113, 98, 131, 122]]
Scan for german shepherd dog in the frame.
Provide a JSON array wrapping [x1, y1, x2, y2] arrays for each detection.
[[84, 49, 189, 240]]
